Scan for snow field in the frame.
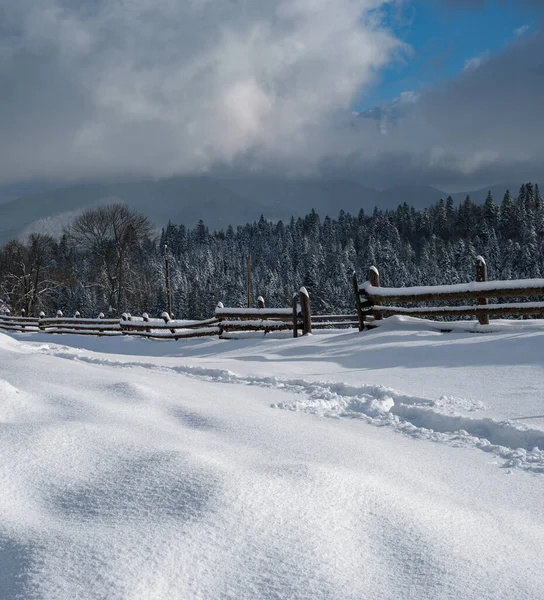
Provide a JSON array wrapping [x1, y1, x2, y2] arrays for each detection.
[[1, 326, 544, 599]]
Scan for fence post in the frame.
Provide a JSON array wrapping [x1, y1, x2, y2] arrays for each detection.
[[257, 296, 265, 309], [74, 311, 81, 319], [292, 294, 299, 338], [143, 313, 151, 334], [216, 302, 224, 337], [39, 311, 45, 331], [369, 266, 383, 321], [299, 287, 312, 335], [352, 271, 364, 331], [476, 256, 489, 326]]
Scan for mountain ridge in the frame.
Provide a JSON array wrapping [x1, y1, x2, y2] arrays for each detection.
[[0, 177, 532, 245]]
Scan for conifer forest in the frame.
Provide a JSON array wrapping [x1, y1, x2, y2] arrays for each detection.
[[0, 183, 542, 319]]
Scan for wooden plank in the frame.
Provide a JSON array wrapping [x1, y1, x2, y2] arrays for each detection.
[[39, 317, 119, 326], [0, 316, 40, 324], [369, 267, 382, 321], [0, 325, 39, 332], [128, 327, 221, 339], [367, 303, 544, 318], [312, 314, 359, 321], [221, 321, 293, 332], [476, 256, 489, 325], [121, 318, 220, 331], [216, 309, 293, 319], [361, 285, 544, 303], [311, 321, 359, 329], [292, 294, 299, 339], [32, 329, 124, 336], [352, 271, 364, 332], [300, 287, 312, 335]]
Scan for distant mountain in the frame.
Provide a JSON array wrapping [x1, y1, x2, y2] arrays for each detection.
[[449, 183, 526, 205], [377, 185, 448, 210], [0, 176, 381, 244], [0, 176, 532, 246]]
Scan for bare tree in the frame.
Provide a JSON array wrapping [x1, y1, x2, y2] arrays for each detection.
[[0, 234, 58, 314], [67, 205, 153, 312]]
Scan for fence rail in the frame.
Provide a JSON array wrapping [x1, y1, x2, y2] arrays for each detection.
[[354, 256, 544, 328], [5, 258, 544, 340], [0, 287, 359, 340]]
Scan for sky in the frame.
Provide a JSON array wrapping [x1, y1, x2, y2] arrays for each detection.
[[360, 1, 544, 110], [0, 0, 543, 191]]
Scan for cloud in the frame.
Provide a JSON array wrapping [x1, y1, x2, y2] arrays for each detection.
[[345, 29, 544, 188], [1, 0, 542, 191], [0, 0, 402, 183], [462, 53, 489, 72], [515, 24, 530, 37]]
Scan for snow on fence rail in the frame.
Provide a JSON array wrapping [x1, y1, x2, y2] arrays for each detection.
[[353, 256, 544, 329], [0, 311, 221, 339], [0, 290, 360, 341], [215, 290, 359, 337], [215, 292, 306, 337]]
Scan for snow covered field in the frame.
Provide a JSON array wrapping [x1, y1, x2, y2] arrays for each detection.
[[1, 321, 544, 599]]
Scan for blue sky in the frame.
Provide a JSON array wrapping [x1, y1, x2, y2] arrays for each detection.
[[358, 0, 544, 111]]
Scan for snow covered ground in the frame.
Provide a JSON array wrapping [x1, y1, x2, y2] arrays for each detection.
[[1, 320, 544, 599]]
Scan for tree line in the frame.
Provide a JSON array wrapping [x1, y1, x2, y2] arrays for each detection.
[[0, 183, 542, 319]]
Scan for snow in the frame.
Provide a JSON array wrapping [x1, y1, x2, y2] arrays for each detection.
[[215, 307, 293, 316], [1, 324, 544, 599], [360, 277, 544, 297], [370, 300, 544, 313]]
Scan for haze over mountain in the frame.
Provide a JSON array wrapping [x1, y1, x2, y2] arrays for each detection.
[[0, 176, 529, 245]]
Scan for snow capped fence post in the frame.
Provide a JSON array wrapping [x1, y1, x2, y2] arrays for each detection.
[[476, 256, 489, 326], [74, 311, 81, 319], [292, 294, 299, 338], [216, 302, 224, 337], [369, 266, 383, 321], [39, 311, 46, 331], [161, 311, 176, 334], [247, 253, 252, 308], [56, 310, 63, 319], [142, 313, 151, 333], [352, 271, 364, 332], [164, 244, 173, 320], [257, 296, 265, 309], [299, 287, 312, 335]]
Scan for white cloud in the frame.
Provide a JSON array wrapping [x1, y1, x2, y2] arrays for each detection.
[[515, 24, 530, 37], [0, 0, 403, 183], [1, 1, 542, 190], [463, 53, 489, 72], [344, 30, 544, 188]]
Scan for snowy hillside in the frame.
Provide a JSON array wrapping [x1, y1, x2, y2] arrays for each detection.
[[1, 324, 543, 599]]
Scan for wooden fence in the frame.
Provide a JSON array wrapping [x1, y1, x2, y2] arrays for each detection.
[[215, 288, 358, 338], [353, 256, 544, 329], [0, 287, 359, 340], [5, 260, 544, 339]]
